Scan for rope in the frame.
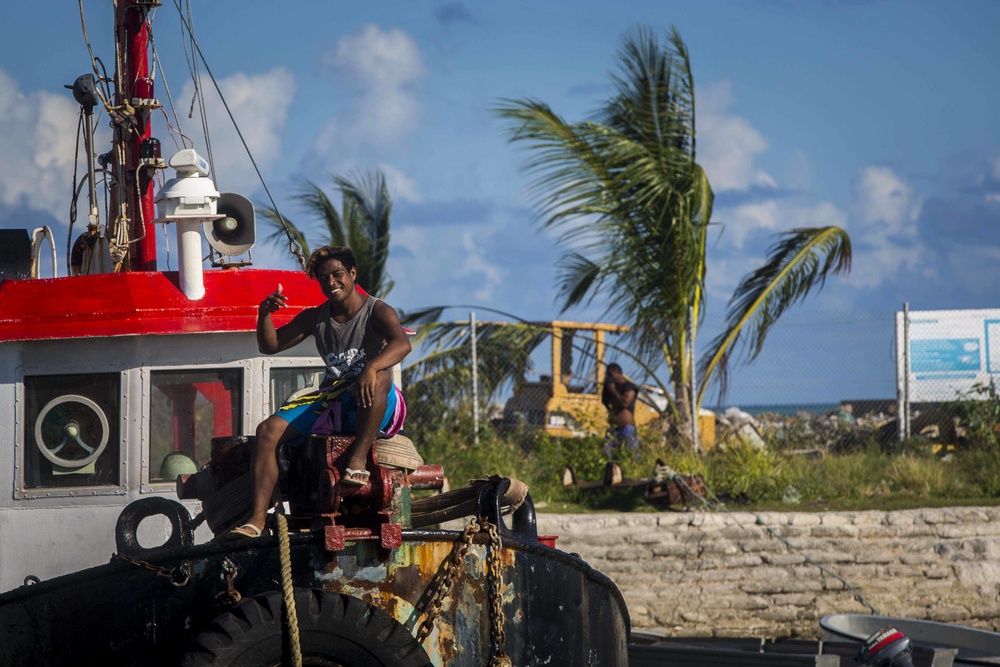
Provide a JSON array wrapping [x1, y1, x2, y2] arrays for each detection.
[[671, 474, 881, 615], [276, 513, 303, 667]]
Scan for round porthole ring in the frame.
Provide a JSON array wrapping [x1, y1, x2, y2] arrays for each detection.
[[34, 394, 110, 469]]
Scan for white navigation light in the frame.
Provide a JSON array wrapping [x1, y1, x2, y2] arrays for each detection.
[[152, 149, 225, 301], [154, 149, 222, 224]]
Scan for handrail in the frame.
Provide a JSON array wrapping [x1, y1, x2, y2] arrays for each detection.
[[30, 226, 57, 278]]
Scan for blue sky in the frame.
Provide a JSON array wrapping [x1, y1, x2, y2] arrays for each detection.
[[1, 1, 999, 406]]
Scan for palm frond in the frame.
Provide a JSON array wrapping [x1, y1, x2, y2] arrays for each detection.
[[294, 180, 345, 247], [258, 205, 311, 259], [403, 321, 550, 405], [399, 306, 448, 329], [336, 168, 393, 297], [556, 253, 603, 312], [697, 226, 853, 404]]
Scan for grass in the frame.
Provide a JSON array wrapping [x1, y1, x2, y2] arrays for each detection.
[[407, 409, 1000, 514]]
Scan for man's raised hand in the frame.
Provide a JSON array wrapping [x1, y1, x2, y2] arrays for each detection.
[[260, 283, 288, 315]]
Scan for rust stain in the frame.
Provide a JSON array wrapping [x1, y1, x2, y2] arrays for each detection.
[[307, 538, 513, 665]]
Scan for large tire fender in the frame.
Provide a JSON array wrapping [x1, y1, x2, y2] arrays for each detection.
[[182, 588, 432, 667]]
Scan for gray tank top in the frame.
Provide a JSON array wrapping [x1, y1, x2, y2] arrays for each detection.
[[314, 296, 384, 382]]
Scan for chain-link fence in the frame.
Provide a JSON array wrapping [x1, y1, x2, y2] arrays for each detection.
[[398, 307, 1000, 457]]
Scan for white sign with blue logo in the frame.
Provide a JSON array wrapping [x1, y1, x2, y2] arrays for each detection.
[[896, 309, 1000, 402]]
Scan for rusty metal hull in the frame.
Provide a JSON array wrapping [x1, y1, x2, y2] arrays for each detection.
[[0, 529, 629, 666]]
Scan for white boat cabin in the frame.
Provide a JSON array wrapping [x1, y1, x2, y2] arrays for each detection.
[[0, 264, 327, 592]]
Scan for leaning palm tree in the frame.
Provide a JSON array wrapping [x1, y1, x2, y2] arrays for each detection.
[[493, 26, 851, 440], [259, 167, 394, 297]]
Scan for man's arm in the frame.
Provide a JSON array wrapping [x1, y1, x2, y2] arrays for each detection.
[[620, 385, 637, 410], [603, 377, 624, 408], [256, 284, 317, 354], [354, 301, 412, 408]]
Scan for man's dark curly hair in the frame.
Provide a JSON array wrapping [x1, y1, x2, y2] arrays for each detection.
[[305, 245, 356, 279]]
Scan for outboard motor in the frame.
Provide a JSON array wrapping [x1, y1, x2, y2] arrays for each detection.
[[857, 626, 914, 667]]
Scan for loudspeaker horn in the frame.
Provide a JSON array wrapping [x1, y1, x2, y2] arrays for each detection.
[[204, 192, 255, 256]]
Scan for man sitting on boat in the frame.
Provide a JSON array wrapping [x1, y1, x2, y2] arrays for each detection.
[[228, 245, 412, 539]]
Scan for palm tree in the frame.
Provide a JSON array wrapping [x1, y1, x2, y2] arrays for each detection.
[[260, 167, 394, 297], [493, 26, 851, 440]]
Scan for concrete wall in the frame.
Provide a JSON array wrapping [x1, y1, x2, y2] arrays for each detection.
[[536, 507, 1000, 638]]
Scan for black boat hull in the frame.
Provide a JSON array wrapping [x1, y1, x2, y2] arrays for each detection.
[[0, 529, 629, 666]]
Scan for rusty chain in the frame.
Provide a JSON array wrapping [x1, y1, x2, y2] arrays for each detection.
[[213, 558, 242, 610], [113, 553, 191, 587], [415, 517, 480, 644], [415, 517, 512, 666], [484, 521, 511, 667]]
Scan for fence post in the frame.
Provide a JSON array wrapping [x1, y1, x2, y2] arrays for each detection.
[[898, 302, 910, 442], [903, 302, 911, 440], [688, 306, 700, 453], [470, 311, 479, 445]]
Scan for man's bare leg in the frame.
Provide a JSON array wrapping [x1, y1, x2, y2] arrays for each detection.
[[244, 414, 300, 533], [341, 370, 391, 480]]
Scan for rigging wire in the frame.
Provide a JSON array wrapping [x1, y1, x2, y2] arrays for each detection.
[[150, 55, 191, 151], [77, 0, 111, 100], [148, 8, 191, 151], [185, 0, 218, 190], [169, 0, 304, 269]]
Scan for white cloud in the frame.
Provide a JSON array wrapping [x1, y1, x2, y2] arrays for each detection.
[[391, 224, 502, 306], [717, 200, 780, 249], [0, 68, 80, 219], [854, 166, 923, 242], [715, 199, 846, 251], [844, 166, 927, 288], [698, 80, 773, 192], [317, 25, 425, 152], [853, 165, 922, 240], [183, 67, 296, 195], [379, 163, 423, 204], [848, 243, 929, 289]]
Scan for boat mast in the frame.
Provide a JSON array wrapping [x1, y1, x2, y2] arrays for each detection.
[[113, 0, 158, 271]]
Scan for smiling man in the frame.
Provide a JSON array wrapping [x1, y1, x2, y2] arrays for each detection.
[[228, 245, 411, 539]]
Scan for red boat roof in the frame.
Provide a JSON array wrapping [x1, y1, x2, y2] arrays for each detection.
[[0, 269, 326, 343]]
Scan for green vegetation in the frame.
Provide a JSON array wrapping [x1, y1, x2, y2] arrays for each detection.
[[410, 396, 1000, 513], [260, 167, 394, 297], [494, 26, 851, 440]]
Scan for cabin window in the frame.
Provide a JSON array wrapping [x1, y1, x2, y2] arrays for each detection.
[[149, 369, 242, 482], [23, 373, 121, 489], [269, 367, 325, 414]]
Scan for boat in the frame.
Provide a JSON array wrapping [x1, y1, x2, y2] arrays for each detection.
[[821, 614, 1000, 667], [0, 2, 630, 664]]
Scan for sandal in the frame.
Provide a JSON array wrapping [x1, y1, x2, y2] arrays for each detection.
[[341, 468, 371, 487], [224, 523, 263, 540]]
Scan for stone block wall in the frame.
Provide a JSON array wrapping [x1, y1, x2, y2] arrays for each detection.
[[536, 507, 1000, 638]]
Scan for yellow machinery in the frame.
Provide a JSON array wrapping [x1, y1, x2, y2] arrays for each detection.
[[499, 321, 716, 447]]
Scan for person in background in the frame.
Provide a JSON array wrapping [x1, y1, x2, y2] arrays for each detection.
[[601, 362, 639, 457], [227, 245, 411, 539]]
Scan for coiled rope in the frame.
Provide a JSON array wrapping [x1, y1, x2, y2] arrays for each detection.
[[276, 513, 303, 667]]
